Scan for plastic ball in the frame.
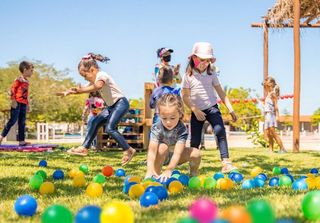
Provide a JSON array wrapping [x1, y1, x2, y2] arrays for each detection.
[[14, 195, 37, 217], [213, 219, 230, 223], [102, 165, 113, 177], [276, 218, 296, 223], [145, 186, 158, 194], [241, 179, 255, 189], [253, 177, 265, 188], [246, 199, 275, 223], [53, 169, 64, 180], [140, 192, 159, 207], [256, 173, 268, 181], [73, 176, 86, 187], [189, 198, 218, 223], [127, 176, 141, 184], [285, 174, 294, 183], [36, 170, 47, 180], [310, 168, 319, 174], [292, 179, 308, 191], [176, 216, 198, 223], [39, 160, 47, 167], [75, 205, 101, 223], [164, 177, 177, 187], [203, 177, 217, 189], [213, 172, 225, 180], [41, 204, 73, 223], [188, 176, 201, 189], [279, 175, 292, 187], [178, 174, 190, 186], [280, 167, 289, 174], [128, 184, 145, 199], [39, 182, 55, 195], [231, 173, 244, 183], [79, 164, 89, 174], [123, 182, 137, 194], [272, 167, 281, 175], [168, 180, 183, 194], [100, 201, 134, 223], [301, 191, 320, 221], [155, 186, 168, 201], [217, 178, 234, 190], [171, 173, 180, 179], [250, 166, 263, 178], [269, 177, 280, 187], [68, 169, 78, 178], [93, 173, 106, 184], [29, 174, 43, 190], [86, 183, 103, 197], [115, 168, 126, 177], [221, 206, 251, 223], [172, 169, 181, 175]]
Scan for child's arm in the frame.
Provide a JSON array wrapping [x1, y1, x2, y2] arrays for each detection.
[[272, 94, 280, 119], [55, 89, 76, 97], [182, 88, 206, 121], [72, 80, 104, 94], [214, 84, 238, 122], [145, 141, 159, 179], [158, 143, 185, 182], [10, 80, 19, 108], [173, 64, 182, 84]]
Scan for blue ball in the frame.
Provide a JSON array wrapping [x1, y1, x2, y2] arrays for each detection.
[[292, 179, 308, 191], [256, 173, 268, 181], [75, 205, 101, 223], [53, 169, 64, 180], [39, 160, 47, 167], [14, 195, 37, 217], [172, 170, 181, 175], [269, 177, 280, 187], [276, 218, 296, 223], [140, 192, 159, 207], [241, 179, 255, 189], [228, 172, 236, 179], [145, 186, 158, 194], [115, 168, 126, 177], [178, 174, 190, 186], [285, 174, 294, 183], [213, 219, 230, 223], [213, 172, 224, 180], [231, 173, 244, 183], [280, 167, 289, 174], [310, 168, 319, 174], [123, 182, 137, 194], [254, 177, 265, 188], [165, 177, 178, 187], [155, 186, 168, 201]]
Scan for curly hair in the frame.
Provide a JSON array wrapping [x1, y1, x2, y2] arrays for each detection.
[[156, 93, 184, 120]]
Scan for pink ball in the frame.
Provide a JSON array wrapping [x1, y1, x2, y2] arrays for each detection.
[[189, 198, 218, 223]]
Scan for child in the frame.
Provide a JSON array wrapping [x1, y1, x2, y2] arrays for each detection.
[[150, 66, 180, 124], [82, 91, 105, 148], [154, 47, 181, 87], [0, 61, 34, 146], [145, 93, 201, 182], [181, 42, 237, 173], [57, 53, 136, 165], [263, 76, 287, 153]]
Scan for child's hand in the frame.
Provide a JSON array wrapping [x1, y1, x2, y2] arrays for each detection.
[[230, 111, 238, 122], [192, 108, 206, 121], [11, 100, 17, 109], [157, 170, 172, 183], [173, 64, 180, 75]]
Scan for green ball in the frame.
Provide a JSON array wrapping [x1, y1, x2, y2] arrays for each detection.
[[171, 174, 180, 179], [272, 167, 281, 175], [188, 176, 201, 189], [93, 173, 106, 184], [177, 217, 198, 223], [302, 191, 320, 221], [36, 170, 47, 180], [142, 177, 155, 183], [29, 174, 43, 190], [246, 199, 275, 223], [203, 177, 217, 189], [41, 205, 73, 223], [279, 175, 292, 187], [79, 164, 89, 174]]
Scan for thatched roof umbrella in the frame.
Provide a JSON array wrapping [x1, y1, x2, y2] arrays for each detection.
[[252, 0, 320, 152]]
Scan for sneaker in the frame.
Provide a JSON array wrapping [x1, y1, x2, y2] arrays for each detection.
[[221, 160, 237, 174], [278, 149, 287, 154]]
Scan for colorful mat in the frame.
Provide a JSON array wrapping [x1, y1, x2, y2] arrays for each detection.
[[0, 144, 58, 152]]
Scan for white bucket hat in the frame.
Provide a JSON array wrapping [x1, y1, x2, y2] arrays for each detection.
[[189, 42, 214, 59]]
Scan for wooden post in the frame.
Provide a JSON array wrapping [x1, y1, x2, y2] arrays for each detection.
[[263, 20, 269, 98], [143, 83, 154, 150], [293, 0, 301, 152]]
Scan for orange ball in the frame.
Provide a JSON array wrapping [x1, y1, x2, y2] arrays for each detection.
[[168, 181, 183, 194], [39, 182, 55, 195], [68, 169, 78, 179], [128, 184, 145, 199], [102, 166, 113, 177], [86, 183, 103, 197], [221, 206, 251, 223], [217, 178, 234, 190]]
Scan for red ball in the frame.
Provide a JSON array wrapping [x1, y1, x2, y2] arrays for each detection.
[[102, 166, 113, 177]]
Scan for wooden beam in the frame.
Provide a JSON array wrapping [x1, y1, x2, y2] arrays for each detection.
[[263, 21, 268, 97], [251, 22, 320, 28], [293, 0, 301, 152]]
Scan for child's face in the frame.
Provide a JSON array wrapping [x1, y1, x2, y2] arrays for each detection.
[[79, 66, 97, 83], [159, 105, 180, 130], [23, 66, 34, 78], [192, 56, 210, 73]]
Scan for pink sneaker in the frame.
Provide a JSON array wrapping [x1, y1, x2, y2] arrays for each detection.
[[221, 160, 237, 174]]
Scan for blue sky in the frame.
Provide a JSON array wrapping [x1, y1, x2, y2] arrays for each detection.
[[1, 0, 319, 115]]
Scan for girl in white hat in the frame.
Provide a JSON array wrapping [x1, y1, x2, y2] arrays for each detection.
[[181, 42, 237, 173]]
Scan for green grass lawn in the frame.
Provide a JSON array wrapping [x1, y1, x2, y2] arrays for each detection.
[[0, 147, 319, 223]]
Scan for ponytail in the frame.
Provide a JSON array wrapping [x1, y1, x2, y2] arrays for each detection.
[[78, 53, 110, 71]]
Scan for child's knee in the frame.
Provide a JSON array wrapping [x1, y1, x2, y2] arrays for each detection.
[[191, 148, 201, 160]]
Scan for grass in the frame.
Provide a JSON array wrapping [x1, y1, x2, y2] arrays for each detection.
[[0, 146, 319, 223]]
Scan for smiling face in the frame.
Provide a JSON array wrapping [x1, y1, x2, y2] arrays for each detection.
[[158, 104, 180, 130]]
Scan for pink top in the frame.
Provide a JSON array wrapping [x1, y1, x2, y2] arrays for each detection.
[[85, 97, 105, 116]]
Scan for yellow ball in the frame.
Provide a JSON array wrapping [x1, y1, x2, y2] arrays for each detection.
[[128, 176, 142, 184], [128, 184, 145, 199], [74, 170, 85, 178], [101, 201, 134, 223], [315, 176, 320, 189], [250, 166, 263, 178], [73, 175, 86, 187], [68, 169, 78, 179], [306, 177, 317, 189], [168, 181, 183, 194], [86, 183, 103, 197], [199, 175, 206, 187], [39, 182, 55, 195], [217, 178, 234, 190]]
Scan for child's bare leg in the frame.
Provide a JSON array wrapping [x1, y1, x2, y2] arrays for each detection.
[[270, 128, 286, 151], [154, 143, 169, 176], [0, 135, 3, 145], [266, 129, 274, 152], [178, 147, 201, 177]]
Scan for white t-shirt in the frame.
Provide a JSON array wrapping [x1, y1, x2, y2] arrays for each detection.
[[95, 71, 125, 106], [182, 69, 220, 110]]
